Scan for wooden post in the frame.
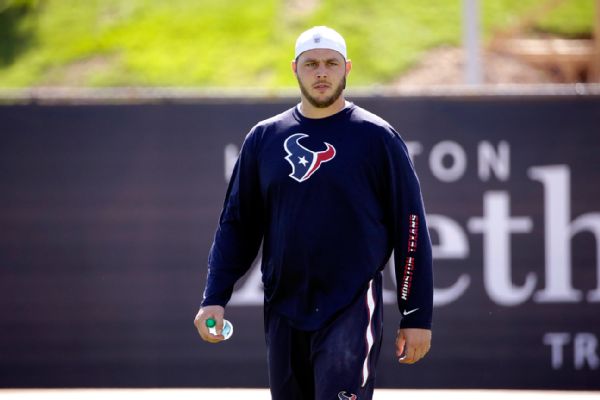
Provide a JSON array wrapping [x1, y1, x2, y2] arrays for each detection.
[[588, 0, 600, 83], [593, 0, 600, 81], [463, 0, 483, 84]]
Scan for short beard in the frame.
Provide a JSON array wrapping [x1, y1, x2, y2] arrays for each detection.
[[297, 75, 346, 109]]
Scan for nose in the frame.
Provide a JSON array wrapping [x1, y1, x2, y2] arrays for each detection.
[[316, 65, 327, 79]]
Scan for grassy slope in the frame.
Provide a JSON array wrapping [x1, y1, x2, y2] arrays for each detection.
[[0, 0, 594, 88]]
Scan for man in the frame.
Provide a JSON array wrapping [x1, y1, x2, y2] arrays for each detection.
[[194, 26, 433, 400]]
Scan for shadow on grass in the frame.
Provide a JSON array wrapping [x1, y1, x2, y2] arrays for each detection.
[[0, 1, 38, 66]]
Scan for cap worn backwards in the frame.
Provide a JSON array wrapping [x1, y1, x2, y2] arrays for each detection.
[[294, 26, 347, 60]]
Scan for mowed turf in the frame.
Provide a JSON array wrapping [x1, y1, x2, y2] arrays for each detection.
[[0, 0, 594, 88]]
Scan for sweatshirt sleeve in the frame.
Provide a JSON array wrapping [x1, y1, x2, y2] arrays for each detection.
[[382, 129, 433, 329], [201, 128, 264, 307]]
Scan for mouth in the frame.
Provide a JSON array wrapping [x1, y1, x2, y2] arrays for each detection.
[[313, 82, 331, 91]]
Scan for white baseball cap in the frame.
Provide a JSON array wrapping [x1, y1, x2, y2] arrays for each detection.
[[294, 26, 347, 60]]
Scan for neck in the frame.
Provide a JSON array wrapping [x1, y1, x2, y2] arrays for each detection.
[[298, 95, 347, 119]]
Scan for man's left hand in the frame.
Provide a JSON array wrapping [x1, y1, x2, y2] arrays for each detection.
[[395, 328, 431, 364]]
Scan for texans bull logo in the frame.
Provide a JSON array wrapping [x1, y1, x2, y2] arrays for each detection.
[[284, 133, 336, 182], [338, 391, 357, 400]]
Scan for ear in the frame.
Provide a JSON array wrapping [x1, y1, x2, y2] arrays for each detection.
[[345, 59, 352, 76], [291, 60, 298, 75]]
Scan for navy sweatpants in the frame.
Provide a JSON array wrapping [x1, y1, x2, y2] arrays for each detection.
[[265, 274, 384, 400]]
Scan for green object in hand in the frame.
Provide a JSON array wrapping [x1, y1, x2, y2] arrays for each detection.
[[205, 318, 234, 340]]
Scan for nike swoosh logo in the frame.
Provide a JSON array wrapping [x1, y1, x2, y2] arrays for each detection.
[[403, 308, 419, 316]]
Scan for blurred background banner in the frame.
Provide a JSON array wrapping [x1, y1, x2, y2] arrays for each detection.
[[0, 94, 599, 389]]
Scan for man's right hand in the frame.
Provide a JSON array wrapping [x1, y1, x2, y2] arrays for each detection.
[[194, 305, 226, 343]]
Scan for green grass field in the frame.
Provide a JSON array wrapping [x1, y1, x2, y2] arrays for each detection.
[[0, 0, 594, 88]]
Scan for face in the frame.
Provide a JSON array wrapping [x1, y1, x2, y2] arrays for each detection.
[[293, 48, 351, 109]]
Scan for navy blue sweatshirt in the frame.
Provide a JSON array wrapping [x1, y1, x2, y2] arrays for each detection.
[[202, 103, 433, 330]]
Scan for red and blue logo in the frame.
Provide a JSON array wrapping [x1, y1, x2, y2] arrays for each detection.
[[338, 391, 357, 400], [284, 133, 336, 182]]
